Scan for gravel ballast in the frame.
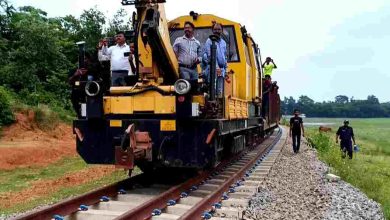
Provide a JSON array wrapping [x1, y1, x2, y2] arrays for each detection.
[[245, 137, 385, 220]]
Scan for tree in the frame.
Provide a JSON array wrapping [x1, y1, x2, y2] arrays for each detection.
[[367, 95, 379, 105], [0, 85, 14, 125], [105, 9, 131, 37], [298, 95, 314, 106], [0, 2, 137, 112], [335, 95, 349, 104], [0, 5, 71, 106], [297, 95, 314, 116], [382, 102, 390, 117], [0, 0, 15, 39], [282, 96, 296, 115], [281, 95, 389, 118], [78, 8, 105, 51]]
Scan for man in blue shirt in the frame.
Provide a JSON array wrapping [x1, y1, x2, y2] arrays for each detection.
[[336, 120, 356, 159], [202, 23, 228, 97]]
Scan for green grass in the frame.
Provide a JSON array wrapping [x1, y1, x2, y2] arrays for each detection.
[[0, 154, 140, 215], [0, 157, 90, 194], [305, 118, 390, 219], [1, 169, 131, 215]]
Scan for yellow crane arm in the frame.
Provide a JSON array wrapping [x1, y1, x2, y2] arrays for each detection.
[[124, 0, 179, 84]]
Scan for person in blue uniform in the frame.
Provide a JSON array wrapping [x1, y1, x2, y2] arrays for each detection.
[[336, 120, 356, 159]]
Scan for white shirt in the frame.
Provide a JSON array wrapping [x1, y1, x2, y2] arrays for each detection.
[[98, 44, 134, 75]]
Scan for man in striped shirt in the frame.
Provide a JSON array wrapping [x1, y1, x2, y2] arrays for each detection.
[[173, 21, 202, 80]]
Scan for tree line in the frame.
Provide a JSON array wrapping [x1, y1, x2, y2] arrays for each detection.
[[0, 0, 130, 115], [281, 95, 390, 118]]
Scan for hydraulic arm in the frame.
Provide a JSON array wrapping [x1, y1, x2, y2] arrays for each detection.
[[123, 0, 179, 85]]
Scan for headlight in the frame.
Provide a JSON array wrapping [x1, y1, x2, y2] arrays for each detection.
[[85, 81, 101, 97], [174, 79, 191, 95]]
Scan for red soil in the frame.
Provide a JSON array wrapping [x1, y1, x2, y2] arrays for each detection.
[[0, 111, 121, 211], [0, 112, 76, 170], [0, 166, 117, 209]]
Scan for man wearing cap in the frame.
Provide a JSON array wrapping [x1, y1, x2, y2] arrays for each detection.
[[289, 109, 305, 153], [336, 120, 356, 159]]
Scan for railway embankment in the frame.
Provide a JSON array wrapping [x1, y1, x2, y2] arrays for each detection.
[[245, 136, 385, 220]]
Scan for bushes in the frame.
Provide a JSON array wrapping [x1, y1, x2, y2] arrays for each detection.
[[306, 132, 333, 153], [0, 86, 15, 125], [14, 88, 74, 124], [280, 117, 289, 126], [33, 105, 60, 131]]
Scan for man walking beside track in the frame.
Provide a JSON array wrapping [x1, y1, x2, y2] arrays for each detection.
[[289, 109, 305, 153], [336, 120, 356, 159]]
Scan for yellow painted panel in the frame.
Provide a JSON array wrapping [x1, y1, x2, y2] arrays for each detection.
[[232, 73, 237, 98], [111, 97, 133, 114], [103, 97, 111, 114], [227, 97, 249, 119], [155, 97, 176, 114], [104, 96, 176, 115], [161, 120, 176, 131], [133, 97, 154, 112], [110, 120, 122, 127], [193, 96, 205, 107]]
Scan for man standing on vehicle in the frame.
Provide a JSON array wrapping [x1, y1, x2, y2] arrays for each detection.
[[289, 109, 305, 154], [262, 75, 272, 119], [173, 21, 202, 81], [203, 23, 228, 97], [68, 53, 98, 118], [336, 120, 356, 159], [98, 31, 136, 86], [262, 57, 277, 77]]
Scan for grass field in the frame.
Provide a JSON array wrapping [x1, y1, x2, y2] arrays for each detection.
[[305, 118, 390, 219], [0, 156, 132, 216]]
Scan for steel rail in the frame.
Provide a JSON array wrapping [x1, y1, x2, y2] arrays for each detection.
[[14, 175, 146, 220], [116, 129, 281, 220], [179, 129, 282, 220]]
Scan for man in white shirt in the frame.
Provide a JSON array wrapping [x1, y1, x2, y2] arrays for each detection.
[[98, 31, 136, 86]]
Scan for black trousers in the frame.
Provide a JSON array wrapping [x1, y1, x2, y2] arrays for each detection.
[[341, 141, 353, 159], [261, 95, 269, 118], [292, 133, 301, 153], [111, 70, 129, 86]]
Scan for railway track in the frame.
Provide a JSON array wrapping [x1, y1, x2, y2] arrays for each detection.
[[15, 127, 286, 220]]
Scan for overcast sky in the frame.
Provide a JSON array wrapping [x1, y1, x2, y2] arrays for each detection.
[[10, 0, 390, 102]]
